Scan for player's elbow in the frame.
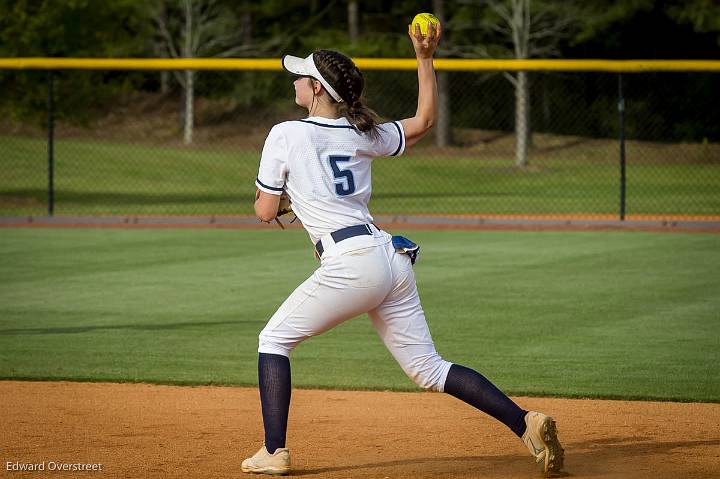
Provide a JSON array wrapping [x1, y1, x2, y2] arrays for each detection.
[[254, 190, 282, 222], [413, 114, 435, 134], [420, 114, 436, 131], [402, 116, 436, 148], [254, 203, 276, 223], [255, 209, 275, 223]]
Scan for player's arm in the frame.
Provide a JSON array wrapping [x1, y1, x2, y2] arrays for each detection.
[[400, 22, 441, 148], [255, 124, 287, 223], [255, 188, 281, 223]]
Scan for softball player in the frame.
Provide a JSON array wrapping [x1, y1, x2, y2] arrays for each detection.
[[243, 22, 564, 477]]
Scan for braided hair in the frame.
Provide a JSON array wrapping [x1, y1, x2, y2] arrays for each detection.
[[313, 49, 379, 134]]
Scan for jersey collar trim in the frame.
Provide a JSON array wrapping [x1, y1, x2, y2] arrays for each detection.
[[296, 119, 357, 130]]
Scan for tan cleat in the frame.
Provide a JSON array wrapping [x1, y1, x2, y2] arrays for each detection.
[[241, 445, 290, 476], [522, 411, 564, 477]]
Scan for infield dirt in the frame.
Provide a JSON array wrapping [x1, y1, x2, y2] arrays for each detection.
[[2, 381, 719, 479]]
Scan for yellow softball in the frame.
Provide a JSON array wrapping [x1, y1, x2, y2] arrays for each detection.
[[410, 13, 440, 37]]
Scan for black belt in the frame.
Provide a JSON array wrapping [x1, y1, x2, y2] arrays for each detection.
[[315, 224, 373, 257]]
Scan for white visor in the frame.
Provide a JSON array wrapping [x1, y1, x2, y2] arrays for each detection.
[[282, 53, 344, 103]]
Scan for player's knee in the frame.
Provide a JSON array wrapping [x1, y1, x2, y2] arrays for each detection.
[[404, 353, 452, 392], [257, 329, 294, 357]]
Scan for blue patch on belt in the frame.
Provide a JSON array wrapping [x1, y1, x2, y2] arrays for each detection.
[[392, 235, 420, 265]]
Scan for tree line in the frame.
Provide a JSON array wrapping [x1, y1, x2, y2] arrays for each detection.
[[1, 0, 718, 157]]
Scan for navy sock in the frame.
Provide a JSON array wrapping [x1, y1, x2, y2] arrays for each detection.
[[258, 353, 291, 454], [444, 364, 527, 438]]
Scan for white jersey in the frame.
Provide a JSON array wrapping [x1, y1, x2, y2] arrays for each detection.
[[254, 115, 452, 397], [255, 116, 405, 244]]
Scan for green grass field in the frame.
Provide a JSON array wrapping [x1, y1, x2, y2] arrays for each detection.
[[2, 135, 719, 216], [1, 228, 718, 402]]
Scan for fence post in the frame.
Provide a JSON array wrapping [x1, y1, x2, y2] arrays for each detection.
[[618, 74, 626, 221], [47, 71, 55, 217]]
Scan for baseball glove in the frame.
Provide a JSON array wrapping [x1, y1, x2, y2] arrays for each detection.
[[274, 191, 296, 229]]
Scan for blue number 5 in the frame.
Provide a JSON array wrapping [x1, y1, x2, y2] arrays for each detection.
[[329, 156, 356, 196]]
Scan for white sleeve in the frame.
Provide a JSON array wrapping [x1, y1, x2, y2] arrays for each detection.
[[370, 121, 405, 158], [255, 125, 288, 195]]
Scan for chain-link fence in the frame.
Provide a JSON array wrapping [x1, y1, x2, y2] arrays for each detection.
[[1, 61, 719, 220]]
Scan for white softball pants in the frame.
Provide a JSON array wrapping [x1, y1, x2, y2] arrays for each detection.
[[258, 230, 453, 392]]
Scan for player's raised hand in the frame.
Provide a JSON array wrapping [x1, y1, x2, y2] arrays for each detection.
[[408, 21, 441, 59]]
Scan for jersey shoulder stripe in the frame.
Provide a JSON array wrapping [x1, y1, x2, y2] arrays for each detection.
[[296, 119, 357, 130], [390, 121, 404, 156]]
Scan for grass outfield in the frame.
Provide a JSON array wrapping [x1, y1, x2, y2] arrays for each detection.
[[2, 135, 719, 216], [0, 228, 718, 402]]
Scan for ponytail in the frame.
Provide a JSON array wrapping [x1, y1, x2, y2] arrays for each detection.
[[342, 100, 379, 134], [313, 49, 380, 135]]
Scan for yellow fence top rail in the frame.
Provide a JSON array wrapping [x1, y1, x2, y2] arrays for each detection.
[[1, 58, 719, 72]]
